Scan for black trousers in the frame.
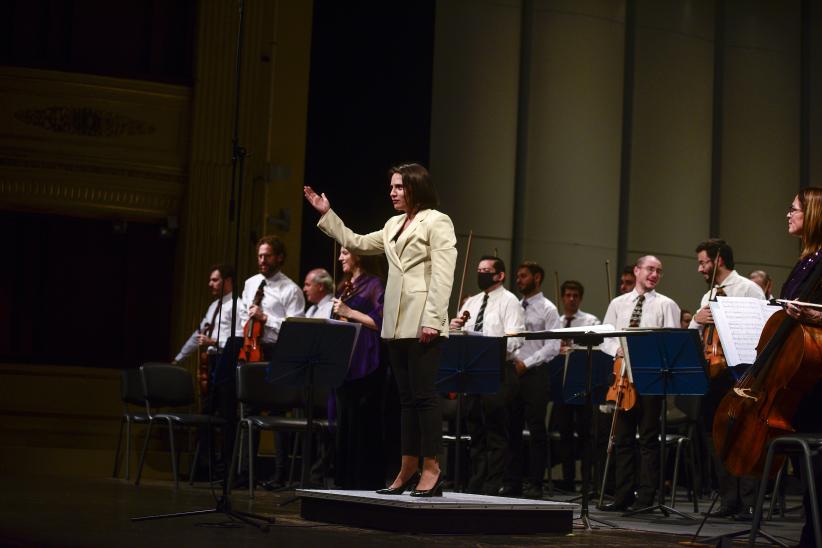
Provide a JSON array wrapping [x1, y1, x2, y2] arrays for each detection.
[[505, 364, 550, 489], [550, 402, 593, 485], [466, 362, 515, 495], [614, 394, 662, 505], [387, 337, 443, 458]]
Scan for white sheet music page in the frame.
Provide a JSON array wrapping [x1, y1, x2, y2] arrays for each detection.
[[709, 296, 781, 367]]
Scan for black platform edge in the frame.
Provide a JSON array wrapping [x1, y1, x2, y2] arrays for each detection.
[[298, 491, 574, 535]]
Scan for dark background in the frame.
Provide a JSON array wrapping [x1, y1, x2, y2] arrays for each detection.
[[0, 0, 435, 367]]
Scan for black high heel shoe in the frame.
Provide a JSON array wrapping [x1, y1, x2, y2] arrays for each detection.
[[409, 472, 444, 498], [376, 472, 420, 495]]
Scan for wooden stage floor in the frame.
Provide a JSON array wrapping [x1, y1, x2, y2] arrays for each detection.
[[0, 471, 806, 547]]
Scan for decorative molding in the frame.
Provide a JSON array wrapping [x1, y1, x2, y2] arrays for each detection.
[[0, 156, 183, 183], [14, 106, 156, 138], [0, 178, 181, 219]]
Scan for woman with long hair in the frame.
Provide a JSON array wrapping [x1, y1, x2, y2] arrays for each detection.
[[304, 163, 457, 497]]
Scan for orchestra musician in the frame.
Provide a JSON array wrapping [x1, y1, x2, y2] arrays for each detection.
[[304, 163, 457, 497], [599, 256, 680, 512], [302, 268, 334, 318], [239, 235, 306, 360], [500, 261, 560, 499], [553, 280, 600, 491], [450, 256, 525, 496], [619, 265, 636, 295], [331, 248, 388, 489], [689, 239, 765, 520], [776, 188, 822, 547], [748, 269, 774, 300]]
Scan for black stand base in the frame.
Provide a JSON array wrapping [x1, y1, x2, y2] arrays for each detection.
[[132, 495, 275, 531], [621, 501, 695, 521]]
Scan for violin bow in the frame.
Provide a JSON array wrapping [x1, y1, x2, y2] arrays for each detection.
[[455, 230, 473, 317], [605, 259, 613, 302]]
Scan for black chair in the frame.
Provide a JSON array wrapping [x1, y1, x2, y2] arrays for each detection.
[[228, 362, 330, 498], [112, 368, 150, 481], [666, 395, 702, 512], [134, 363, 226, 490], [750, 434, 822, 548]]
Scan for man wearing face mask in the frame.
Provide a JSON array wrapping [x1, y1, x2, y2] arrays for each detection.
[[450, 256, 525, 496]]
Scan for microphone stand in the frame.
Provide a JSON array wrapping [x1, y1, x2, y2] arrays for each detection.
[[132, 0, 273, 530]]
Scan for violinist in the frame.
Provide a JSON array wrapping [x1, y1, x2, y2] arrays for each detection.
[[239, 235, 305, 360], [748, 269, 774, 300], [599, 256, 680, 512], [779, 188, 822, 547], [331, 248, 388, 489], [302, 268, 334, 318], [689, 239, 764, 520]]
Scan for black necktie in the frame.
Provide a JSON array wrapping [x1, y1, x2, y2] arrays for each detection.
[[564, 316, 573, 328], [474, 293, 489, 332], [629, 294, 645, 327]]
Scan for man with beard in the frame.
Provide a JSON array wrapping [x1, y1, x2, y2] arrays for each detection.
[[450, 256, 525, 496], [239, 235, 305, 359], [497, 261, 560, 498], [690, 239, 764, 520], [599, 256, 680, 512]]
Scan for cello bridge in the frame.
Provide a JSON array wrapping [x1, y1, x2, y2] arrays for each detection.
[[733, 387, 758, 401]]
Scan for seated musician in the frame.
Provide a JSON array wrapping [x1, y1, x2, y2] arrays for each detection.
[[599, 256, 680, 512], [689, 239, 765, 520], [776, 188, 822, 547], [302, 268, 334, 318]]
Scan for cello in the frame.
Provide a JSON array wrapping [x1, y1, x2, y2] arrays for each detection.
[[713, 260, 822, 478], [238, 279, 266, 363]]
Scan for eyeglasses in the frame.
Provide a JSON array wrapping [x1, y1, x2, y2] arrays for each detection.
[[640, 266, 664, 276], [787, 206, 804, 216]]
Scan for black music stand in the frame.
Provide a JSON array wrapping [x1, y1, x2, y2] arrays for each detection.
[[548, 350, 612, 501], [520, 328, 650, 530], [267, 318, 359, 494], [622, 328, 707, 521], [436, 333, 506, 491]]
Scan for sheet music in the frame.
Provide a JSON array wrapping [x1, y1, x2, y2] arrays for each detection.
[[709, 296, 781, 367]]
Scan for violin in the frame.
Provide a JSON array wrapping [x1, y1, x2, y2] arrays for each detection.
[[238, 279, 266, 363], [703, 251, 728, 379], [332, 278, 359, 320], [197, 323, 211, 396]]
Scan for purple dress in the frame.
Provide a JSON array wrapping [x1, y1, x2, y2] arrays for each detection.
[[339, 274, 384, 380]]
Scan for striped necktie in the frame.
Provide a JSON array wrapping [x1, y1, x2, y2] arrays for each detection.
[[629, 294, 645, 327], [474, 293, 489, 332]]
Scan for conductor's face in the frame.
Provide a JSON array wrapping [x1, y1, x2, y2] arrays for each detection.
[[258, 243, 284, 276], [389, 173, 408, 213]]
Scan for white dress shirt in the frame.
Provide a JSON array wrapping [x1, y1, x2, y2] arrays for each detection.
[[305, 293, 334, 319], [239, 271, 305, 344], [515, 292, 561, 368], [688, 270, 766, 330], [175, 292, 242, 362], [600, 288, 680, 356], [560, 309, 600, 328], [457, 285, 525, 359]]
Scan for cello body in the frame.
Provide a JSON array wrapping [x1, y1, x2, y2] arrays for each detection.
[[712, 310, 822, 477]]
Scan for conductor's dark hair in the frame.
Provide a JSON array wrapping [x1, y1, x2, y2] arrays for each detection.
[[389, 163, 439, 212], [695, 238, 735, 270], [480, 255, 506, 274]]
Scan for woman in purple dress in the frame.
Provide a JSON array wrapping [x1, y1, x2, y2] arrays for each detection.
[[331, 248, 388, 489]]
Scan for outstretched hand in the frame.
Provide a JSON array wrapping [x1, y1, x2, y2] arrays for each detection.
[[303, 186, 330, 215]]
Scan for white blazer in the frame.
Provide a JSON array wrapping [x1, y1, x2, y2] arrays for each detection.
[[318, 208, 457, 340]]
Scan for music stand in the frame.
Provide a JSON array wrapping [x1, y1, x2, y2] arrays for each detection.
[[520, 328, 650, 530], [436, 333, 506, 491], [621, 328, 708, 520], [266, 318, 359, 495], [549, 350, 612, 501]]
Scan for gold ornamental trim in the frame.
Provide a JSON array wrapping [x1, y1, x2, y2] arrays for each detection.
[[14, 106, 157, 138]]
